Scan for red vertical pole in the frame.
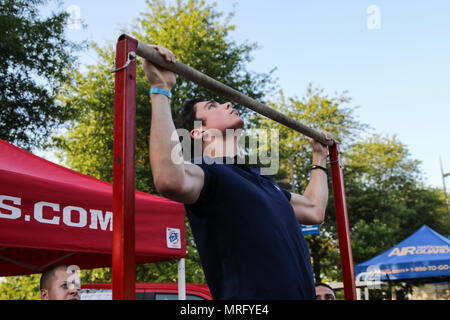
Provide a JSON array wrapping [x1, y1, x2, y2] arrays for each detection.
[[112, 34, 137, 300], [329, 142, 357, 300]]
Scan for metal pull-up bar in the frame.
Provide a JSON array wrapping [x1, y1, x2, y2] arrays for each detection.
[[135, 42, 333, 147], [112, 34, 356, 300]]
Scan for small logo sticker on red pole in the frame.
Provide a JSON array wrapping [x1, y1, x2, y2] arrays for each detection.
[[166, 228, 181, 249]]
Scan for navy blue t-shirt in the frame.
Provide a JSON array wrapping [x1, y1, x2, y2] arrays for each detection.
[[185, 156, 316, 300]]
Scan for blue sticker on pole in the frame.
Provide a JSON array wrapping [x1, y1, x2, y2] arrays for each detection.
[[301, 224, 320, 236]]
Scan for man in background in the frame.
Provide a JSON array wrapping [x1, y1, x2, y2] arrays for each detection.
[[40, 265, 80, 300], [315, 282, 336, 300]]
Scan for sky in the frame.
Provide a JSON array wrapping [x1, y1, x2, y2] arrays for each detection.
[[41, 0, 450, 189]]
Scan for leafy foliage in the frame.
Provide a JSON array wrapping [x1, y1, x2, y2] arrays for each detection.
[[0, 274, 41, 300], [0, 0, 83, 149]]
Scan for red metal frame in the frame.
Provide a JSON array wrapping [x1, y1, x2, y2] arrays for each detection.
[[112, 34, 137, 300], [329, 142, 357, 300], [112, 33, 357, 300], [83, 283, 213, 300]]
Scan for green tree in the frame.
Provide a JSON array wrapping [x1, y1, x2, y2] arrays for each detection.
[[325, 134, 448, 285], [0, 274, 41, 300], [331, 135, 448, 300], [304, 134, 447, 287], [340, 135, 445, 259], [53, 0, 276, 284], [0, 0, 83, 150]]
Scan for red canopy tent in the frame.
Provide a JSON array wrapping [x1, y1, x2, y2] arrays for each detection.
[[0, 138, 186, 277]]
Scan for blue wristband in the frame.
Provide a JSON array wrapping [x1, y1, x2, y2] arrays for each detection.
[[150, 88, 172, 99]]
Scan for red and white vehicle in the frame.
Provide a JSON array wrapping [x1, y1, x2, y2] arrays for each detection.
[[81, 282, 212, 300]]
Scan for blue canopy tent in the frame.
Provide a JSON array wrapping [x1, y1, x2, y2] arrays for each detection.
[[355, 225, 450, 281]]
